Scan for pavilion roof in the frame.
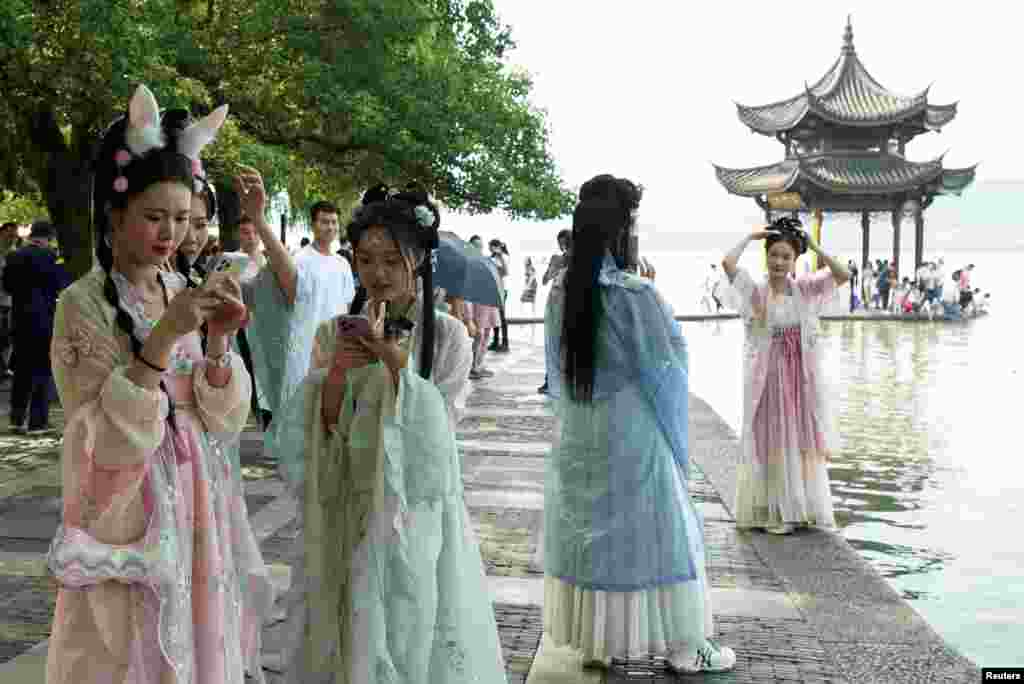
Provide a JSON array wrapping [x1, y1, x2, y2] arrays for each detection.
[[735, 18, 958, 134], [714, 151, 978, 197]]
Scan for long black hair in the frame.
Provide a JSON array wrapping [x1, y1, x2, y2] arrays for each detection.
[[345, 184, 440, 380], [93, 105, 195, 430], [176, 176, 217, 288], [561, 174, 642, 402]]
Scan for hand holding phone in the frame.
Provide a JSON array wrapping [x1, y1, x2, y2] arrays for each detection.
[[336, 315, 372, 338], [207, 252, 251, 279]]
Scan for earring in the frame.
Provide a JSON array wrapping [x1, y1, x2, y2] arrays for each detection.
[[104, 233, 113, 248]]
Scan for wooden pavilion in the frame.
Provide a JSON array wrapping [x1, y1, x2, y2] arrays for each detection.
[[713, 17, 977, 275]]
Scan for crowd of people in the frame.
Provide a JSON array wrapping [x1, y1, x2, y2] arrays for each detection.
[[847, 257, 989, 319], [0, 82, 984, 682]]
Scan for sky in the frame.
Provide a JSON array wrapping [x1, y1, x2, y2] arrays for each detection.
[[444, 0, 1023, 253]]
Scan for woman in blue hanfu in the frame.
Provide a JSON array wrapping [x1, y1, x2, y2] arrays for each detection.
[[270, 185, 507, 683], [543, 174, 736, 674]]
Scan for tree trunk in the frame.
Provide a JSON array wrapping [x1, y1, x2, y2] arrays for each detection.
[[28, 108, 94, 280], [215, 179, 241, 252]]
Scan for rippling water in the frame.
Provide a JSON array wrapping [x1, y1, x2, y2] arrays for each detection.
[[510, 248, 1023, 668]]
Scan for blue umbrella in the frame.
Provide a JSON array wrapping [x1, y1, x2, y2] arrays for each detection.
[[434, 231, 503, 307]]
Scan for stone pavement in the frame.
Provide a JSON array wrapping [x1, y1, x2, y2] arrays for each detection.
[[0, 332, 982, 683]]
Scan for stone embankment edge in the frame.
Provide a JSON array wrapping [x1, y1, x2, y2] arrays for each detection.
[[687, 393, 983, 683]]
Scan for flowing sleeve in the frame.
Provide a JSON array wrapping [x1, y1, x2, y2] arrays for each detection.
[[240, 261, 319, 418], [193, 351, 252, 436], [720, 266, 757, 317], [51, 280, 169, 470], [429, 311, 473, 426], [269, 318, 338, 497], [608, 281, 691, 477], [796, 267, 839, 309]]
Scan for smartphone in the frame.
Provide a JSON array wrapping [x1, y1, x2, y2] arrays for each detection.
[[207, 252, 251, 278], [336, 315, 371, 337]]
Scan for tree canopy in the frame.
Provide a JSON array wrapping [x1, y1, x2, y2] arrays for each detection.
[[0, 0, 574, 277]]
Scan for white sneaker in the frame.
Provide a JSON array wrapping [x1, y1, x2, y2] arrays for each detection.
[[669, 639, 737, 674]]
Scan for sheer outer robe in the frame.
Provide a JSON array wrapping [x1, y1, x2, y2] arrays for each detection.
[[45, 267, 262, 684], [269, 303, 506, 682], [718, 266, 840, 473], [544, 257, 698, 591], [240, 255, 355, 443]]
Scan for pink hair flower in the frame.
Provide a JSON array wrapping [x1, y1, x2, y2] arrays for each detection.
[[113, 176, 129, 193], [191, 158, 204, 177], [114, 149, 132, 167]]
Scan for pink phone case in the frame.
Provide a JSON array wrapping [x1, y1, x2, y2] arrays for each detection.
[[337, 315, 371, 337]]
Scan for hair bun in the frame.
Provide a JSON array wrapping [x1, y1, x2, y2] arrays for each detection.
[[769, 216, 808, 254], [362, 184, 390, 205]]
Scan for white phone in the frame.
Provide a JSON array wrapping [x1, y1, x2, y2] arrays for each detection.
[[207, 252, 251, 279]]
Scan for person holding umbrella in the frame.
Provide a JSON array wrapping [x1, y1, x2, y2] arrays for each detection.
[[465, 235, 501, 379]]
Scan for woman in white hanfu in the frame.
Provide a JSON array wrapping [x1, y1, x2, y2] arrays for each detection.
[[270, 185, 507, 683], [719, 217, 849, 535]]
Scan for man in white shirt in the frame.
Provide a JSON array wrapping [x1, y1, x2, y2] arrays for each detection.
[[916, 262, 930, 292], [940, 277, 961, 319], [296, 200, 356, 321]]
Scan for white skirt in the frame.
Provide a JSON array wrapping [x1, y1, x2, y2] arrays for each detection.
[[543, 568, 713, 663], [543, 479, 715, 668]]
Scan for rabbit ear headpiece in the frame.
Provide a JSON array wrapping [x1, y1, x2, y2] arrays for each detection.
[[115, 84, 228, 193], [123, 85, 166, 157], [122, 84, 228, 163]]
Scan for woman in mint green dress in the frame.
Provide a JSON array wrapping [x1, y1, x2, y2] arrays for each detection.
[[272, 186, 506, 683]]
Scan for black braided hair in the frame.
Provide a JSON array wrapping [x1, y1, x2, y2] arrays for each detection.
[[92, 102, 196, 431], [345, 184, 440, 380], [562, 174, 643, 402]]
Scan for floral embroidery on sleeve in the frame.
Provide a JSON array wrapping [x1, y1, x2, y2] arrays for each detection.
[[54, 326, 96, 369]]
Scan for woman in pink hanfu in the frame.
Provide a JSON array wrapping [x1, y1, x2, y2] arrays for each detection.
[[720, 217, 849, 535], [45, 84, 272, 684]]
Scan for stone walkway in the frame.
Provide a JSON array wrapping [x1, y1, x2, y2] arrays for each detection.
[[0, 335, 980, 682]]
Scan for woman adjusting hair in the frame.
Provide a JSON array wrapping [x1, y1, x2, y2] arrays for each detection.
[[720, 215, 850, 534]]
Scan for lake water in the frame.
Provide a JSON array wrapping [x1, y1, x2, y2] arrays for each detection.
[[505, 247, 1022, 669]]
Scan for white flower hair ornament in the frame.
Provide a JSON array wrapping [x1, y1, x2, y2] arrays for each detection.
[[114, 84, 229, 194], [414, 205, 434, 228], [413, 204, 440, 249]]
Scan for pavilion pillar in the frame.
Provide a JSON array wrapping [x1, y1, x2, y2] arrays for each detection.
[[914, 208, 925, 272], [861, 210, 870, 272], [890, 208, 902, 277]]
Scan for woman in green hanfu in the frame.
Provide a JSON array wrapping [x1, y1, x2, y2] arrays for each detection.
[[271, 185, 507, 683]]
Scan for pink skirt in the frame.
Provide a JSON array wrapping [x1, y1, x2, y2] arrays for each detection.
[[469, 302, 500, 329], [735, 326, 835, 528], [752, 327, 826, 459]]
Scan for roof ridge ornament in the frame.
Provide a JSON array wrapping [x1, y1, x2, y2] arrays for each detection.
[[842, 15, 855, 55]]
